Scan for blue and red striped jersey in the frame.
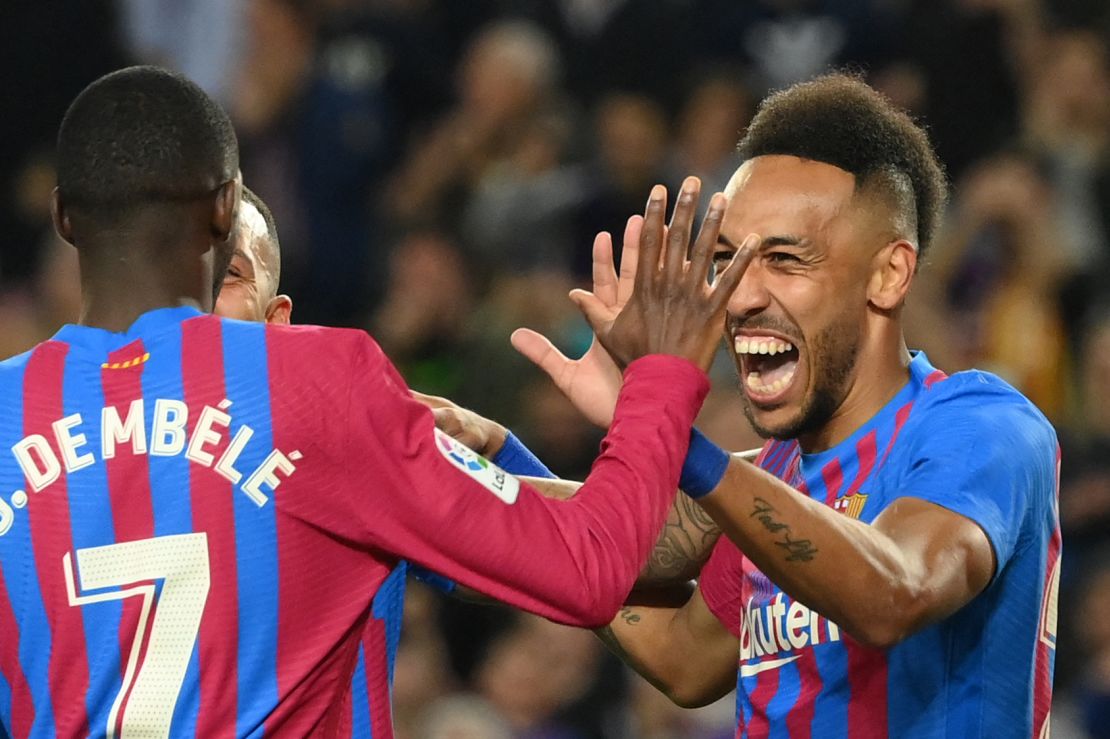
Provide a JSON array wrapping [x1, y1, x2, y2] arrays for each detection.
[[0, 306, 710, 738], [700, 352, 1060, 738]]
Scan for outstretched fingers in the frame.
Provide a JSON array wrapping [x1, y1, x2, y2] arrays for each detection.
[[666, 176, 700, 278], [616, 215, 643, 307], [636, 185, 668, 295], [709, 234, 760, 311], [592, 231, 619, 308], [688, 192, 727, 286]]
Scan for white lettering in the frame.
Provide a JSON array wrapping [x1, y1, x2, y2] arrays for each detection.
[[0, 498, 13, 536], [13, 435, 61, 492], [151, 400, 188, 456], [215, 426, 253, 484], [241, 449, 296, 507], [771, 593, 787, 650], [102, 400, 147, 459], [185, 406, 230, 468], [786, 599, 809, 649], [53, 413, 94, 473]]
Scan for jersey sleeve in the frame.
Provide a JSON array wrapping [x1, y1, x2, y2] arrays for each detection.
[[698, 535, 744, 638], [894, 378, 1058, 575], [341, 335, 709, 627]]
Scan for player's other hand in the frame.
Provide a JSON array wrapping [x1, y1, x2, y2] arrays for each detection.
[[510, 217, 644, 428], [412, 391, 508, 458], [573, 177, 755, 373]]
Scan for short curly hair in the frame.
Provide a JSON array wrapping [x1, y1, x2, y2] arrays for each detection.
[[737, 73, 948, 260]]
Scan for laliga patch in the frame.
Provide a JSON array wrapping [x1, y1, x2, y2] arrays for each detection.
[[434, 428, 520, 504]]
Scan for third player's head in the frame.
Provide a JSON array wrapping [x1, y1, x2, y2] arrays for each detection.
[[715, 74, 947, 443], [52, 66, 241, 311], [215, 187, 292, 324]]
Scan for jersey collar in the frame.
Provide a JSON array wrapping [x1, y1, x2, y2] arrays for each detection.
[[51, 305, 204, 358]]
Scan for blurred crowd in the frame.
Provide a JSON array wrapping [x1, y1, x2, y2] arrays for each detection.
[[2, 0, 1110, 736]]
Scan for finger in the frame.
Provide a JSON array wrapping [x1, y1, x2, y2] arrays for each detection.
[[568, 288, 616, 335], [666, 176, 700, 277], [411, 390, 452, 410], [431, 407, 462, 435], [616, 215, 642, 307], [636, 185, 667, 294], [709, 233, 760, 311], [592, 232, 619, 308], [688, 192, 727, 285], [510, 328, 574, 381]]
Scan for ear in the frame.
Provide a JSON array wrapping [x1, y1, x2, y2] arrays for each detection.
[[51, 187, 75, 245], [211, 176, 242, 243], [867, 239, 917, 311], [264, 294, 293, 325]]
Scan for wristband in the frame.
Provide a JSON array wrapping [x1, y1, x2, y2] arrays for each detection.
[[679, 428, 730, 498], [492, 431, 556, 479]]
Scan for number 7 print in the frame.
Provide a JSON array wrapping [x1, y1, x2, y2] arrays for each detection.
[[63, 533, 211, 739]]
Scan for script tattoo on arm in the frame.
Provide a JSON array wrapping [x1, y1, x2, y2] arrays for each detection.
[[750, 497, 818, 562], [639, 494, 722, 586]]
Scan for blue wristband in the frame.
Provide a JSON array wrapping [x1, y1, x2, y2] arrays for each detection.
[[492, 431, 556, 479], [679, 428, 730, 498]]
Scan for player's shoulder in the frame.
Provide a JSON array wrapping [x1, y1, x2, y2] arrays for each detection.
[[913, 366, 1057, 451], [253, 320, 388, 366]]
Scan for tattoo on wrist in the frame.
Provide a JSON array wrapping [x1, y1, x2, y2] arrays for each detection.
[[750, 497, 818, 562], [619, 607, 641, 626]]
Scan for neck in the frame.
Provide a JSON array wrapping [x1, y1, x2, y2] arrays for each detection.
[[76, 239, 213, 333], [797, 331, 912, 453]]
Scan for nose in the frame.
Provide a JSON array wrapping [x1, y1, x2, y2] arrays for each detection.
[[726, 258, 771, 320]]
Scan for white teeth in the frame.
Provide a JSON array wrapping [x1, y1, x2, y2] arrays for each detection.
[[757, 344, 769, 354], [784, 342, 794, 352], [743, 367, 797, 396], [733, 336, 797, 356]]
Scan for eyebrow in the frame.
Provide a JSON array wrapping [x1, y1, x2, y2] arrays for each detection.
[[716, 234, 804, 251]]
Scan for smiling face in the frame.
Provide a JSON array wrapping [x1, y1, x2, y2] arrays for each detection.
[[714, 155, 904, 441]]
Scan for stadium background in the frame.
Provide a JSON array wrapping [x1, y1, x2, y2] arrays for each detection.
[[1, 0, 1108, 736]]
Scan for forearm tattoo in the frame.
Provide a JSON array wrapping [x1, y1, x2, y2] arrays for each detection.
[[751, 497, 818, 562], [640, 494, 722, 585]]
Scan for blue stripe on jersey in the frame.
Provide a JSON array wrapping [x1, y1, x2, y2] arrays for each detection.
[[0, 667, 11, 736], [350, 644, 371, 738], [220, 320, 280, 738], [374, 562, 408, 683], [0, 352, 56, 736], [809, 630, 849, 736], [61, 349, 124, 735], [767, 657, 801, 739], [140, 323, 203, 737]]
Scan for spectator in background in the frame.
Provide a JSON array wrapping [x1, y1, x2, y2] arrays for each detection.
[[667, 71, 753, 201], [910, 151, 1073, 419]]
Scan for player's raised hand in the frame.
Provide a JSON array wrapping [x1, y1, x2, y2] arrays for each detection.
[[572, 177, 755, 373], [510, 216, 643, 428]]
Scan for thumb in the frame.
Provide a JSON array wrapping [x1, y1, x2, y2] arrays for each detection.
[[568, 289, 614, 335], [511, 328, 572, 381]]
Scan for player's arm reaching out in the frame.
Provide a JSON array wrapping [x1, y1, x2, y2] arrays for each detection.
[[313, 177, 754, 628]]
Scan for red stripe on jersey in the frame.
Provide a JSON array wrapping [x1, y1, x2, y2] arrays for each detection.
[[821, 457, 844, 506], [23, 343, 90, 736], [844, 432, 877, 497], [181, 318, 239, 736], [263, 327, 384, 735], [875, 402, 914, 471], [364, 616, 393, 739], [784, 647, 823, 739], [744, 666, 780, 739], [923, 369, 948, 389], [1032, 448, 1062, 737], [845, 638, 887, 738], [0, 569, 34, 738], [101, 342, 157, 686]]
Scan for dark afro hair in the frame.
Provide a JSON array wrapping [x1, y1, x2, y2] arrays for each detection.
[[57, 66, 238, 220], [737, 73, 948, 260]]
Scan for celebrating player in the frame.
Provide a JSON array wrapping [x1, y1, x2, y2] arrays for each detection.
[[505, 74, 1060, 737], [0, 66, 748, 737]]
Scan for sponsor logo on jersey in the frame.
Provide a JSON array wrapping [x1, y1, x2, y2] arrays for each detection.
[[434, 428, 519, 504], [740, 592, 842, 668]]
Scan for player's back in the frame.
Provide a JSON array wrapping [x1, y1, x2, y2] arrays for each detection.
[[0, 307, 399, 737]]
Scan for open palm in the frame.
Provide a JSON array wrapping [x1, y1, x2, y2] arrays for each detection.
[[511, 217, 644, 428]]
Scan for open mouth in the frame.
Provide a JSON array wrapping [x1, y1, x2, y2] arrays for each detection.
[[734, 334, 801, 402]]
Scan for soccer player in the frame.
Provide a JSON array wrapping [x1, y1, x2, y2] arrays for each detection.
[[0, 66, 748, 737], [504, 74, 1060, 737]]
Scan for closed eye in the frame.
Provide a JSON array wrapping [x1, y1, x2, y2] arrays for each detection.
[[766, 251, 801, 263]]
